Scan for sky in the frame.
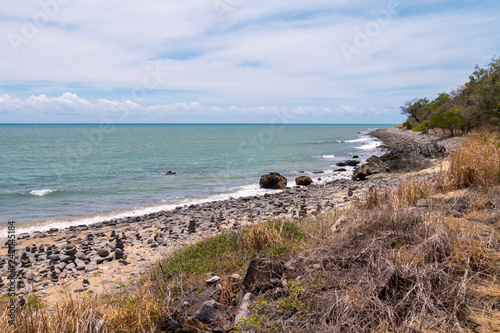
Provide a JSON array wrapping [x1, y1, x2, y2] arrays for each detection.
[[0, 0, 499, 124]]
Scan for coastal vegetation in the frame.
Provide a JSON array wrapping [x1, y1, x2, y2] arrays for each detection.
[[401, 56, 500, 133], [2, 132, 500, 332]]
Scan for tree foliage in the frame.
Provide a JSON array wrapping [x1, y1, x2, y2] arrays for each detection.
[[428, 111, 465, 136], [401, 56, 500, 131]]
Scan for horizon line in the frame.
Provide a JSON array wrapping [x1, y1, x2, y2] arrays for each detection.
[[0, 122, 397, 125]]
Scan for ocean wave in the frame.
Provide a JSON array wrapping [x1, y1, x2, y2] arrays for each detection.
[[321, 154, 335, 159], [346, 137, 370, 143], [307, 140, 340, 145], [30, 189, 57, 196], [356, 140, 381, 150], [4, 183, 277, 237]]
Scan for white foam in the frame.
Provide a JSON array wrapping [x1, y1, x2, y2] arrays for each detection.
[[356, 139, 381, 150], [30, 189, 56, 196], [346, 138, 370, 143], [311, 169, 351, 185], [321, 154, 335, 159]]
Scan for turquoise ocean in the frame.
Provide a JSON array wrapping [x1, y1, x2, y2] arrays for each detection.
[[0, 124, 393, 235]]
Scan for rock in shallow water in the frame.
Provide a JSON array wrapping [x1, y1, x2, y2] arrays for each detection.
[[260, 172, 287, 190], [295, 176, 313, 186]]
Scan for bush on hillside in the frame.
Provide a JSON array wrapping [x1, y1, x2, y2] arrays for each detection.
[[428, 111, 465, 135], [412, 120, 429, 132], [402, 119, 413, 129]]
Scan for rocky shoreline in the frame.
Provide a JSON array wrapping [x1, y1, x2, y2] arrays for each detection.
[[0, 127, 460, 304]]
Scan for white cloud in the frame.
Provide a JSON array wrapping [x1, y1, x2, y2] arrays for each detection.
[[0, 1, 499, 122], [0, 92, 386, 121]]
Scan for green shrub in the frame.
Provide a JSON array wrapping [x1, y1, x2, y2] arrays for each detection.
[[402, 119, 413, 129], [428, 111, 465, 135], [491, 117, 499, 124], [413, 120, 429, 132]]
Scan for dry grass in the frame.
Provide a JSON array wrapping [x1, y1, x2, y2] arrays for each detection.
[[0, 282, 166, 333], [253, 161, 500, 332], [364, 176, 434, 210], [445, 132, 500, 189]]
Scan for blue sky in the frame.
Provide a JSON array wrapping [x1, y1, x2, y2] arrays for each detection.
[[0, 0, 499, 123]]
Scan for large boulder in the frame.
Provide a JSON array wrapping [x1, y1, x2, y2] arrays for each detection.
[[336, 160, 360, 167], [243, 257, 283, 291], [295, 176, 312, 186], [259, 172, 287, 190], [352, 156, 387, 181], [344, 160, 361, 166], [193, 300, 230, 325]]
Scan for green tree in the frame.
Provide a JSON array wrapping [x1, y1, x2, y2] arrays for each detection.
[[428, 111, 465, 136], [400, 98, 428, 122]]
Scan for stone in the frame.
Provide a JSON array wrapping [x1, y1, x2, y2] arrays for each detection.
[[76, 262, 86, 271], [64, 245, 77, 255], [352, 155, 387, 181], [242, 257, 284, 291], [155, 316, 180, 332], [114, 248, 124, 260], [76, 252, 87, 260], [295, 176, 313, 186], [59, 254, 74, 263], [85, 263, 98, 273], [115, 237, 124, 250], [193, 300, 230, 325], [206, 276, 220, 284], [96, 248, 109, 257], [259, 172, 287, 190], [234, 293, 254, 325], [344, 160, 361, 166], [20, 252, 31, 267]]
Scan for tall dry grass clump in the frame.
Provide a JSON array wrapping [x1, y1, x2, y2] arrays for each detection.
[[447, 132, 500, 188], [0, 282, 168, 333], [363, 176, 433, 210]]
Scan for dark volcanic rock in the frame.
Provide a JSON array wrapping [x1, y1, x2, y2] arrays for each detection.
[[259, 172, 287, 190], [193, 300, 230, 325], [344, 160, 361, 166], [337, 160, 360, 167], [352, 155, 387, 180], [295, 176, 313, 186], [353, 129, 448, 181]]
